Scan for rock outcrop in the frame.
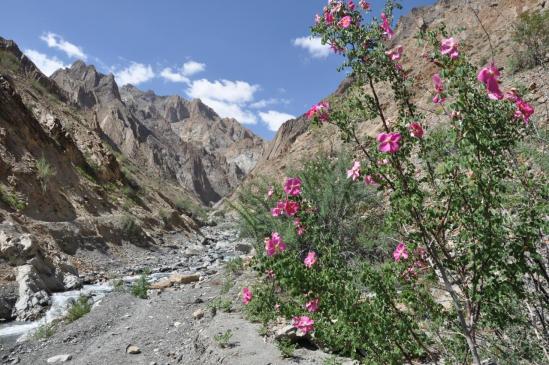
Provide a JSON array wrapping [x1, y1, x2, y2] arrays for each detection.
[[51, 64, 264, 204]]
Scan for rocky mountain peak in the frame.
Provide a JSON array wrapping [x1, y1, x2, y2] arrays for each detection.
[[52, 60, 121, 108]]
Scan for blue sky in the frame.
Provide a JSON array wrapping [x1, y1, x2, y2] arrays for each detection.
[[0, 0, 435, 140]]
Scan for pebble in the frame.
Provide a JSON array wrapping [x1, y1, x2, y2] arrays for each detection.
[[193, 309, 205, 320], [46, 354, 72, 363], [126, 345, 141, 354]]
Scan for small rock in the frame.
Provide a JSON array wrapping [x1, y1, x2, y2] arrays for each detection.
[[169, 273, 200, 285], [173, 321, 182, 327], [149, 278, 172, 290], [126, 345, 141, 354], [193, 309, 204, 320], [235, 243, 253, 254], [46, 354, 72, 363]]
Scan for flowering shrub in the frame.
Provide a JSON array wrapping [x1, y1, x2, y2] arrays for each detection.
[[236, 1, 547, 363]]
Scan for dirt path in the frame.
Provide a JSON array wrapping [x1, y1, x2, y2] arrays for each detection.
[[0, 221, 350, 365]]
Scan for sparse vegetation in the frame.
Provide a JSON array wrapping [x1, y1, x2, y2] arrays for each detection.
[[130, 273, 149, 299], [75, 165, 97, 183], [208, 298, 232, 313], [509, 10, 549, 73], [225, 257, 244, 275], [323, 356, 342, 365], [220, 274, 234, 295], [35, 156, 56, 193], [65, 295, 92, 323], [0, 50, 20, 72], [32, 323, 56, 340], [112, 279, 125, 292], [175, 198, 208, 221], [276, 338, 296, 358], [120, 214, 139, 236], [0, 184, 26, 211], [214, 329, 233, 348]]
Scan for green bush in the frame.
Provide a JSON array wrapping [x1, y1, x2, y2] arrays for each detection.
[[214, 329, 233, 348], [174, 197, 208, 221], [130, 273, 149, 299], [509, 10, 549, 73], [120, 214, 139, 236], [0, 185, 26, 211], [237, 2, 547, 364], [35, 156, 56, 193], [32, 323, 55, 339], [66, 295, 91, 323]]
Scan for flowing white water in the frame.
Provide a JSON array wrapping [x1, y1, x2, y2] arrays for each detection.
[[0, 282, 113, 344], [0, 271, 180, 345]]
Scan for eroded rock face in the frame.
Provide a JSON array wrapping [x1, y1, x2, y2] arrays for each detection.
[[51, 64, 265, 204], [0, 231, 82, 320]]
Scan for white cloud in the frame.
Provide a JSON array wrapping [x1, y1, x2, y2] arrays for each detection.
[[187, 79, 259, 104], [259, 110, 295, 131], [40, 32, 86, 60], [186, 79, 260, 124], [250, 98, 278, 109], [160, 60, 205, 84], [203, 98, 257, 125], [182, 61, 205, 77], [115, 63, 155, 86], [24, 49, 67, 76], [160, 67, 190, 83], [293, 36, 331, 59]]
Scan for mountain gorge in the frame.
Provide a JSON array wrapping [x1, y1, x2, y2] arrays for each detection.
[[0, 36, 264, 321]]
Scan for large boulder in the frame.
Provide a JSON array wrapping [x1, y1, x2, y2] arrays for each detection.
[[0, 231, 82, 320]]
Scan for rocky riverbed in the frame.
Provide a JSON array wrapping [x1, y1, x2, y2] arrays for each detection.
[[0, 220, 352, 365]]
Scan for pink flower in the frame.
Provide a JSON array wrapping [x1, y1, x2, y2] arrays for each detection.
[[440, 37, 459, 60], [385, 45, 403, 61], [274, 303, 281, 311], [242, 287, 252, 305], [265, 232, 287, 256], [283, 200, 300, 216], [348, 0, 355, 11], [305, 298, 320, 313], [432, 73, 445, 104], [338, 15, 352, 29], [409, 123, 424, 139], [330, 1, 343, 14], [324, 11, 334, 25], [267, 186, 274, 199], [306, 101, 330, 122], [393, 242, 409, 262], [359, 0, 370, 10], [347, 160, 361, 181], [294, 219, 305, 236], [380, 13, 394, 39], [304, 251, 317, 268], [377, 133, 402, 154], [477, 64, 503, 100], [265, 269, 276, 279], [292, 316, 315, 334], [315, 14, 322, 24], [284, 177, 302, 196], [514, 98, 534, 123], [364, 175, 377, 185], [330, 42, 345, 54], [271, 201, 285, 217]]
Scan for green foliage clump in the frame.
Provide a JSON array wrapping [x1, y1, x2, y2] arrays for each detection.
[[276, 338, 296, 358], [120, 214, 139, 236], [66, 295, 91, 323], [35, 156, 56, 193], [174, 197, 208, 221], [0, 184, 26, 211], [509, 10, 549, 73], [209, 298, 233, 313], [0, 50, 20, 72], [214, 329, 233, 348], [130, 273, 149, 299], [32, 323, 56, 339], [225, 257, 244, 275]]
